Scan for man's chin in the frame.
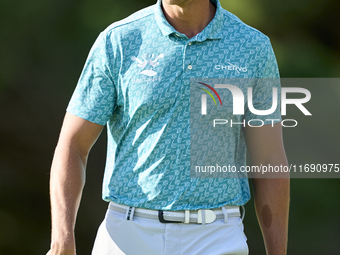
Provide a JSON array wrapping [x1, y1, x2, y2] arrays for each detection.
[[162, 0, 192, 6]]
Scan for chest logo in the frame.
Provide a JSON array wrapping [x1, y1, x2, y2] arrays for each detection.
[[131, 53, 164, 77], [215, 63, 248, 74]]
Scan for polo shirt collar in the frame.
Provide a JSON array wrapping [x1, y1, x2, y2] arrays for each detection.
[[154, 0, 224, 40]]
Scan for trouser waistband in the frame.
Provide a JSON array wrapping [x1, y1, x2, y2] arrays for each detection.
[[109, 201, 244, 225]]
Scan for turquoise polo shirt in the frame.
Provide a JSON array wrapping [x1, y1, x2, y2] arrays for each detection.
[[67, 0, 281, 210]]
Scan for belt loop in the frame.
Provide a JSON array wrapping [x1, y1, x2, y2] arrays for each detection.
[[125, 206, 135, 221], [201, 210, 206, 225], [184, 210, 190, 223], [241, 205, 245, 221], [222, 206, 228, 223]]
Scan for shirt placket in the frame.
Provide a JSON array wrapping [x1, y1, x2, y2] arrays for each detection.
[[181, 38, 199, 91]]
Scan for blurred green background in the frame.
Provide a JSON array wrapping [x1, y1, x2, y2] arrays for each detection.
[[0, 0, 339, 254]]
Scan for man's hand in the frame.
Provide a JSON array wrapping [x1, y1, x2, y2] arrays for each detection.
[[47, 113, 104, 255], [46, 242, 76, 255], [244, 123, 290, 255]]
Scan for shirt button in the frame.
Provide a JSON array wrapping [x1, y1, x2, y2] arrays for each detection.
[[188, 42, 192, 45], [188, 65, 193, 70]]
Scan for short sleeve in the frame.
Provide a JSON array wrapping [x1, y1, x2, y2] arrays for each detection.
[[66, 32, 117, 125], [244, 40, 281, 125]]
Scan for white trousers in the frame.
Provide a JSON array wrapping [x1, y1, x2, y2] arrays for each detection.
[[92, 205, 249, 255]]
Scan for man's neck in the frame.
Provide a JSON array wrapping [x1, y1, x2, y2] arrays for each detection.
[[161, 0, 216, 39]]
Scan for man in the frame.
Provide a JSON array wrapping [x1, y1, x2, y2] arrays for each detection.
[[47, 0, 289, 254]]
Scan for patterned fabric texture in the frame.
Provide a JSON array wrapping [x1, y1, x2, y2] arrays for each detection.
[[67, 0, 281, 210]]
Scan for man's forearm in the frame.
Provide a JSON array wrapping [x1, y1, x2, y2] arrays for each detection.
[[244, 123, 290, 254], [47, 113, 103, 255], [253, 176, 290, 255], [49, 143, 87, 253]]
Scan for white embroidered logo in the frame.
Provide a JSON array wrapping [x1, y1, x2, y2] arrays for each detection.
[[131, 53, 164, 77], [215, 63, 248, 74]]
